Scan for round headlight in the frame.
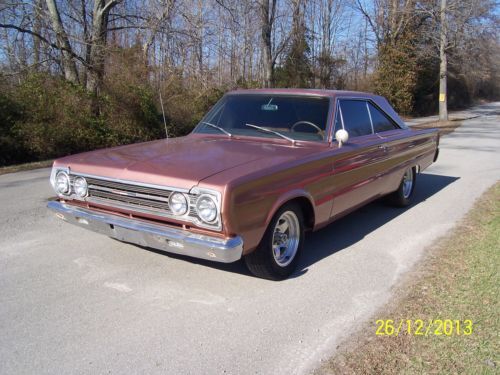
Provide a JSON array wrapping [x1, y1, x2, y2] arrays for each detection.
[[74, 176, 88, 197], [169, 192, 188, 216], [196, 195, 217, 223], [55, 171, 70, 195]]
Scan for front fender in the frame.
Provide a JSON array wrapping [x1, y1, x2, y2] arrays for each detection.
[[264, 189, 315, 231], [226, 186, 316, 255]]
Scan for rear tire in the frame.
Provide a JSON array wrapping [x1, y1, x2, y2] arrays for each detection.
[[386, 167, 416, 207], [244, 203, 304, 280]]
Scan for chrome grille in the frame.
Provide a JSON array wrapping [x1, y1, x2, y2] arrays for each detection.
[[86, 177, 172, 198], [66, 173, 221, 230], [71, 176, 182, 218]]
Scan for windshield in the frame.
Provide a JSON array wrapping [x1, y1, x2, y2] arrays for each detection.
[[193, 94, 330, 142]]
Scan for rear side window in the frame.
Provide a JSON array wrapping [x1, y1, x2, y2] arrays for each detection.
[[368, 103, 398, 133], [337, 100, 373, 137]]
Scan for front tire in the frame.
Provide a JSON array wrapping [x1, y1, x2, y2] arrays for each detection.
[[386, 167, 416, 207], [244, 203, 304, 280]]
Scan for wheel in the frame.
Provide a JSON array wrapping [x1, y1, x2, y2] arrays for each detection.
[[244, 203, 304, 280], [386, 167, 416, 207]]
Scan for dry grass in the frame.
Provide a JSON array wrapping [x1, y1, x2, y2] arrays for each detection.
[[413, 119, 463, 136], [0, 160, 53, 176], [315, 183, 500, 375]]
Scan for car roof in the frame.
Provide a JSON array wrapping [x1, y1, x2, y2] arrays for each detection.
[[228, 88, 378, 99]]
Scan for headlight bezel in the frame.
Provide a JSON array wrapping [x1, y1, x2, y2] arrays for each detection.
[[55, 171, 71, 195], [195, 194, 218, 223], [168, 192, 189, 216], [73, 176, 88, 198]]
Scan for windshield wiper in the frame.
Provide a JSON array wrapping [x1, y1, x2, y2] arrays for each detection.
[[201, 122, 232, 137], [245, 123, 295, 145]]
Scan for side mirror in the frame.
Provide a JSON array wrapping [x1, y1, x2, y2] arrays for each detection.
[[335, 129, 349, 147]]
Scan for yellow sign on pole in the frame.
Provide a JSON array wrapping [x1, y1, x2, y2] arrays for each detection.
[[439, 93, 446, 102]]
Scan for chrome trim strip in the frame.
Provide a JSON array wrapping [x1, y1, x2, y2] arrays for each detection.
[[87, 196, 171, 215], [71, 171, 191, 193], [88, 184, 171, 203], [47, 201, 242, 263]]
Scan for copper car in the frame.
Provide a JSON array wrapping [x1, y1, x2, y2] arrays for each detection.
[[48, 89, 439, 279]]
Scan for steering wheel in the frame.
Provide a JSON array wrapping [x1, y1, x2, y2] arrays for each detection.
[[291, 120, 323, 134]]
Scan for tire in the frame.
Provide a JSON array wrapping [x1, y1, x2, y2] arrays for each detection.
[[386, 167, 416, 207], [244, 202, 304, 280]]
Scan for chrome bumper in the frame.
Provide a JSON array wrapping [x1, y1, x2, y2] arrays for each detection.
[[47, 201, 243, 263]]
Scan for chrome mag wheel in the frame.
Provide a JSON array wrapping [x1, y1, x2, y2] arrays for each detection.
[[272, 210, 300, 267], [402, 168, 414, 198]]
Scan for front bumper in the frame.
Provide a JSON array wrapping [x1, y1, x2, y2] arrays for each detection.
[[47, 201, 243, 263]]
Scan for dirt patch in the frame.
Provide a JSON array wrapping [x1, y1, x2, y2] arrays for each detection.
[[0, 160, 53, 176], [412, 119, 463, 136]]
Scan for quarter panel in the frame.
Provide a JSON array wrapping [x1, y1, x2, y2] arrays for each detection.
[[377, 129, 439, 194]]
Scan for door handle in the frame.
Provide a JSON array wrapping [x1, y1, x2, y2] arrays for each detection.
[[378, 144, 388, 151]]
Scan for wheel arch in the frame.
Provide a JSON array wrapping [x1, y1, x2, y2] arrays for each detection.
[[264, 191, 316, 232]]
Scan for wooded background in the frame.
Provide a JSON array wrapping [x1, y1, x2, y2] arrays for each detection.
[[0, 0, 498, 166]]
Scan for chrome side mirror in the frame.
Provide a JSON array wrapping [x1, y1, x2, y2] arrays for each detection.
[[335, 129, 349, 147]]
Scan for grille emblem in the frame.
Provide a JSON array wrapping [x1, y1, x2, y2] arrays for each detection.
[[111, 189, 137, 197]]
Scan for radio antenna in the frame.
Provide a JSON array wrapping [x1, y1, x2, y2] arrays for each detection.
[[159, 89, 168, 139]]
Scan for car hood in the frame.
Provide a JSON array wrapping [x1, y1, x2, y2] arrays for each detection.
[[53, 135, 319, 190]]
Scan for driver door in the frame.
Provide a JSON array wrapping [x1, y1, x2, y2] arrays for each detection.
[[330, 99, 388, 218]]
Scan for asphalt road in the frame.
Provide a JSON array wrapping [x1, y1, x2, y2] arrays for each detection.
[[1, 103, 499, 375]]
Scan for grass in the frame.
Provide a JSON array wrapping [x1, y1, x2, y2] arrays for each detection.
[[0, 159, 53, 176], [315, 183, 500, 375]]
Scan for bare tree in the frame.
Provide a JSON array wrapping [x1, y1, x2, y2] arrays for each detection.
[[0, 0, 497, 114], [416, 0, 497, 120], [142, 0, 175, 62], [45, 0, 80, 83], [86, 0, 122, 95], [259, 0, 277, 87]]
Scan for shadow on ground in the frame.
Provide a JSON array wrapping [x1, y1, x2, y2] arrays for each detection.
[[140, 173, 459, 279]]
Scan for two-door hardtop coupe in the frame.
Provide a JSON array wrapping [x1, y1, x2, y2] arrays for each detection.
[[48, 89, 439, 279]]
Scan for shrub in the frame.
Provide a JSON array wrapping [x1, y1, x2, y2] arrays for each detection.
[[374, 38, 418, 116], [0, 54, 227, 167], [0, 90, 25, 165]]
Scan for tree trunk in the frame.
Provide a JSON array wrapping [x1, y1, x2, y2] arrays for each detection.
[[86, 1, 112, 96], [260, 0, 276, 88], [81, 0, 91, 86], [32, 0, 43, 69], [439, 0, 448, 121], [45, 0, 79, 83], [85, 0, 122, 97]]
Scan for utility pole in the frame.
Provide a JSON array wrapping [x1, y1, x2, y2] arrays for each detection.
[[439, 0, 448, 121]]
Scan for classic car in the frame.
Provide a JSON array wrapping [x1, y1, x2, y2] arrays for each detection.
[[48, 89, 439, 280]]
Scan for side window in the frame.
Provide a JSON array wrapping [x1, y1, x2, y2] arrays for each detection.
[[367, 102, 398, 133], [337, 100, 373, 137]]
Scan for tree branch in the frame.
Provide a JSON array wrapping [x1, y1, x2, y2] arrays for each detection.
[[0, 23, 90, 68], [101, 0, 122, 16]]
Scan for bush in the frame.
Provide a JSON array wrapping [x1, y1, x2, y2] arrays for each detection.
[[159, 75, 225, 137], [374, 38, 418, 116], [0, 90, 25, 165], [0, 72, 165, 166], [10, 74, 106, 160], [0, 51, 227, 167]]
